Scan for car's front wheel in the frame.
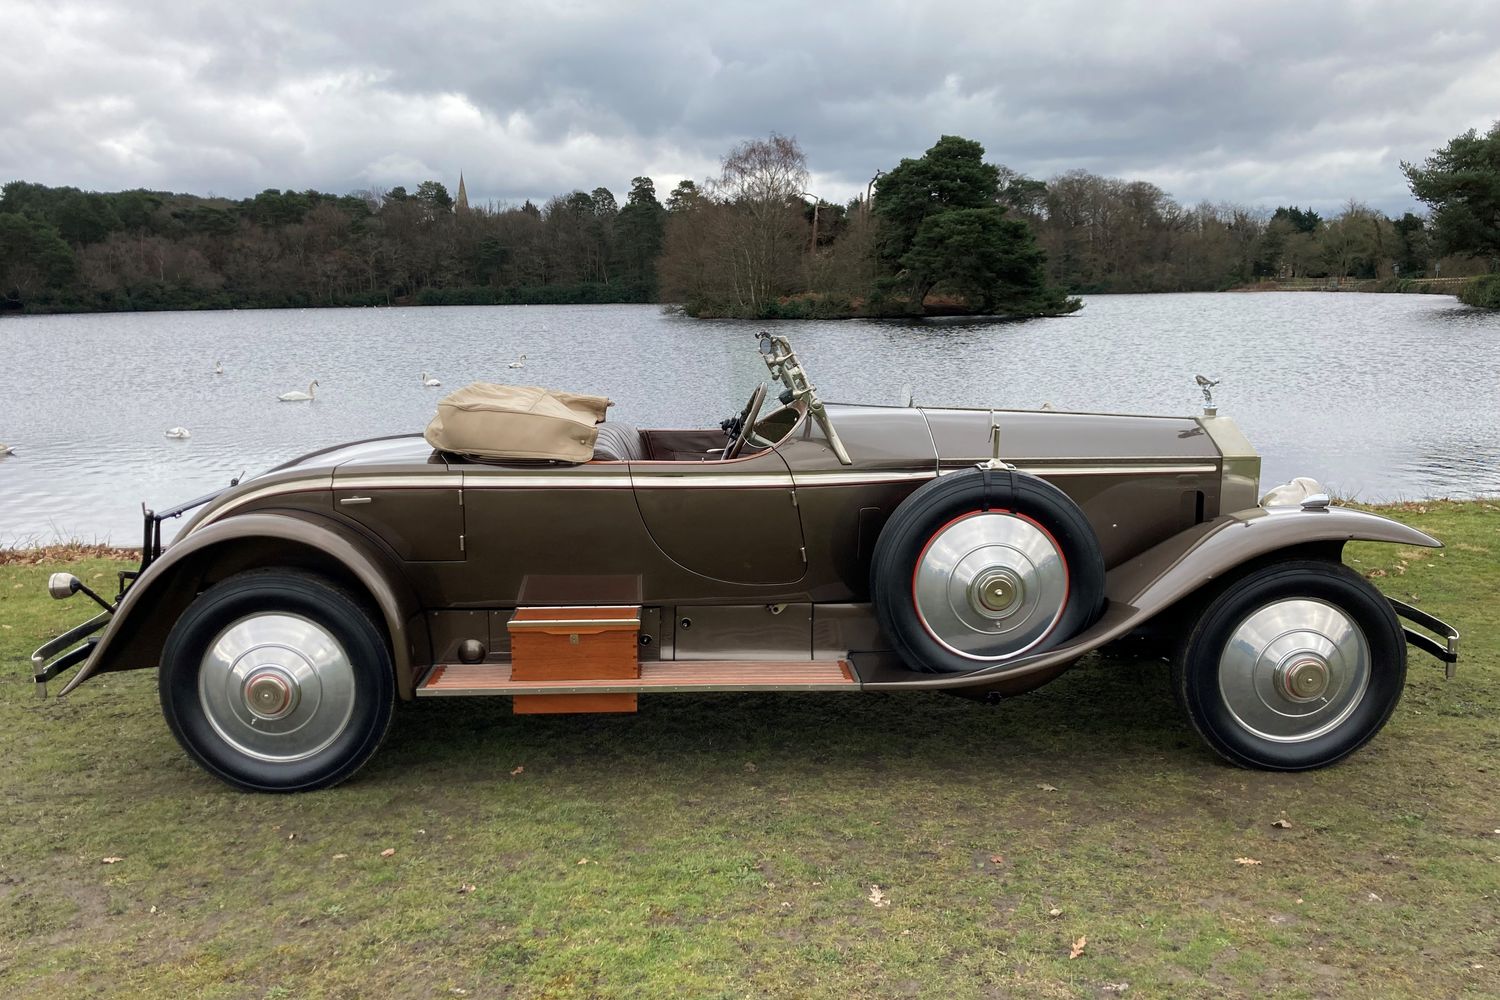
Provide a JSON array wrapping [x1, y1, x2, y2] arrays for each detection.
[[159, 570, 394, 792], [1173, 560, 1406, 771]]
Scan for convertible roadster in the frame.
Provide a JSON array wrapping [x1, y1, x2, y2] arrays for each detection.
[[34, 334, 1459, 791]]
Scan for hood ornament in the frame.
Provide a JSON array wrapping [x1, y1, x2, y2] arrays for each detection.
[[1195, 374, 1220, 416]]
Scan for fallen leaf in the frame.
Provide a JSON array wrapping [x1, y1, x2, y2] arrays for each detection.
[[458, 884, 476, 894], [1366, 568, 1387, 579], [1102, 983, 1129, 994], [1037, 783, 1058, 792], [510, 765, 524, 776], [1048, 907, 1063, 918], [101, 857, 123, 864], [149, 904, 157, 914], [989, 854, 1005, 865], [1235, 857, 1262, 866], [332, 853, 348, 860], [867, 884, 890, 907], [744, 762, 758, 773], [287, 832, 298, 841], [577, 857, 593, 865], [1271, 819, 1292, 829], [1367, 892, 1382, 902], [296, 916, 312, 926], [380, 848, 396, 858], [1069, 935, 1087, 959]]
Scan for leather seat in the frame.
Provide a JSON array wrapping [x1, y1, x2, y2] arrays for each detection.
[[592, 421, 647, 462]]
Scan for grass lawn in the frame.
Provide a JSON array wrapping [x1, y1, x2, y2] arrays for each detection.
[[1, 504, 1497, 999]]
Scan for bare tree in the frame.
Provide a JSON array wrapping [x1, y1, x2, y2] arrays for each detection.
[[711, 133, 810, 313]]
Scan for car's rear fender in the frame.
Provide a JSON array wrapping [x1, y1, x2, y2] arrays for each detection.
[[58, 511, 430, 700], [860, 505, 1442, 693]]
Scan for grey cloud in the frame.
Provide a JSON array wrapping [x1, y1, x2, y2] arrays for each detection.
[[2, 0, 1496, 215]]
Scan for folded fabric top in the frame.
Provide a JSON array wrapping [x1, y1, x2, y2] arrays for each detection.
[[424, 383, 612, 463]]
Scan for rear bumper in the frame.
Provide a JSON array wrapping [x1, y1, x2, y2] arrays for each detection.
[[1390, 598, 1460, 678]]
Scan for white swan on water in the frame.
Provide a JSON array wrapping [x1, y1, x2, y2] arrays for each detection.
[[213, 361, 224, 375], [421, 371, 442, 387], [164, 427, 191, 439], [507, 354, 527, 369], [279, 380, 318, 402]]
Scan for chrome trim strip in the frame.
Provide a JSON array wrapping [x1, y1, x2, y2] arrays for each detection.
[[195, 478, 330, 528], [198, 462, 1220, 529], [1012, 463, 1218, 476], [337, 474, 465, 490], [508, 617, 642, 631]]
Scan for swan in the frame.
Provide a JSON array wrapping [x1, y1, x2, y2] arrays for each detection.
[[279, 380, 318, 402], [213, 361, 224, 375], [507, 354, 527, 369], [421, 371, 442, 387], [164, 427, 191, 439]]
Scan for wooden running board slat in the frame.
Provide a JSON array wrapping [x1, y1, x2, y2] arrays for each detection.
[[417, 659, 858, 697]]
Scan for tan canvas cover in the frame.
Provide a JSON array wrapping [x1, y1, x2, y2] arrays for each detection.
[[424, 383, 612, 463]]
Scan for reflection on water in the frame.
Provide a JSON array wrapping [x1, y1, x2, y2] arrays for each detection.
[[1, 292, 1496, 544]]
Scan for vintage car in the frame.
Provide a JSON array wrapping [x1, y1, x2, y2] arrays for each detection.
[[34, 334, 1459, 792]]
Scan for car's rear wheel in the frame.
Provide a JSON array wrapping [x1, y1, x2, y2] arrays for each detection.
[[1173, 560, 1406, 770], [159, 570, 394, 792], [871, 469, 1106, 673]]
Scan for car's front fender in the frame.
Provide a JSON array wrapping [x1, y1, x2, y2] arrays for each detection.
[[57, 510, 429, 699], [1104, 504, 1440, 617]]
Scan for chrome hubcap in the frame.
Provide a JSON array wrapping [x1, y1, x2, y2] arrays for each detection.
[[1218, 598, 1370, 742], [199, 613, 356, 763], [914, 512, 1068, 660]]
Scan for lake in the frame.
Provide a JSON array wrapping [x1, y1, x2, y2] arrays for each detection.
[[1, 292, 1497, 546]]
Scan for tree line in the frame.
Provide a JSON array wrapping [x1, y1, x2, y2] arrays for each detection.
[[2, 122, 1496, 316]]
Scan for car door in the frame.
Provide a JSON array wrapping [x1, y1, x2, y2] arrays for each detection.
[[630, 447, 807, 586]]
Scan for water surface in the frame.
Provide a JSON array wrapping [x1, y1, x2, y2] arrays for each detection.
[[1, 293, 1496, 545]]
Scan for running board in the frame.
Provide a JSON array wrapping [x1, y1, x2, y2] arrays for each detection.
[[416, 659, 858, 697]]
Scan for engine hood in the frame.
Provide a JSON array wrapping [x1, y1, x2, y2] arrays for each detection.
[[918, 406, 1222, 468]]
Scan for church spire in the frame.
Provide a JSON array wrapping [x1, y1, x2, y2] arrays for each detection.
[[455, 172, 470, 213]]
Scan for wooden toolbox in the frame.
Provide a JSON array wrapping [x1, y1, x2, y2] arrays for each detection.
[[507, 606, 640, 714]]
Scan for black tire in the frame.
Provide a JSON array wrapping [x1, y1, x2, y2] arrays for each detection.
[[1172, 559, 1406, 771], [159, 570, 395, 792], [870, 468, 1106, 673]]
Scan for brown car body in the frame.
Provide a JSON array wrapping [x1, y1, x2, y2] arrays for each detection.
[[33, 335, 1461, 786]]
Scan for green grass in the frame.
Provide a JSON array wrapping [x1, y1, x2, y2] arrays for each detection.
[[2, 503, 1498, 999]]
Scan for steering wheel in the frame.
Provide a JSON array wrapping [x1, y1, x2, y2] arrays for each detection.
[[720, 383, 767, 460]]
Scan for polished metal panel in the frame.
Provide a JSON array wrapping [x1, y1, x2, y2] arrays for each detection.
[[1217, 598, 1371, 743], [913, 512, 1067, 660], [197, 612, 357, 763], [672, 603, 812, 660]]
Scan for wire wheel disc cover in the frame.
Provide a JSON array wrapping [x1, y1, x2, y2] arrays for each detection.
[[1217, 597, 1371, 743], [198, 612, 357, 763], [912, 510, 1070, 660]]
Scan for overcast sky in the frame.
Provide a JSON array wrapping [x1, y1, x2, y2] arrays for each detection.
[[4, 1, 1497, 215]]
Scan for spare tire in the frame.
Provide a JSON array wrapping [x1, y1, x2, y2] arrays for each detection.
[[870, 468, 1106, 673]]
